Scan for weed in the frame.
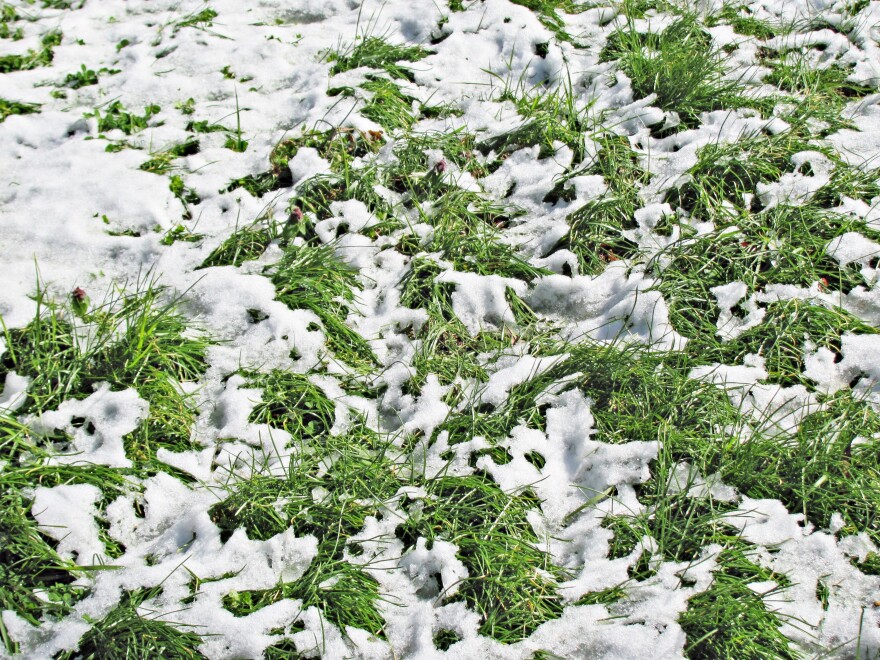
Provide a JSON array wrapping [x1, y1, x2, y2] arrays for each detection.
[[174, 8, 219, 33], [0, 30, 61, 73], [0, 98, 39, 123], [64, 64, 119, 89], [88, 101, 162, 136]]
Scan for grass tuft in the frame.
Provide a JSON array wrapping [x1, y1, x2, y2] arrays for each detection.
[[328, 36, 430, 82]]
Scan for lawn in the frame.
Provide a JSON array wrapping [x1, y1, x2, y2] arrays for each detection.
[[1, 0, 879, 657]]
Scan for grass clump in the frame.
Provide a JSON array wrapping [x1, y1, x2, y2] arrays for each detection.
[[391, 129, 490, 180], [602, 16, 745, 126], [655, 205, 875, 345], [557, 133, 651, 273], [268, 244, 378, 371], [359, 77, 419, 131], [56, 588, 205, 660], [559, 340, 742, 449], [173, 8, 219, 33], [243, 371, 336, 440], [0, 98, 39, 122], [0, 29, 61, 73], [507, 0, 589, 41], [0, 2, 24, 40], [139, 139, 200, 175], [484, 77, 598, 163], [396, 475, 564, 642], [707, 4, 779, 40], [688, 299, 878, 386], [63, 64, 119, 90], [210, 426, 399, 638], [680, 547, 798, 659], [664, 131, 816, 219], [0, 462, 87, 653], [553, 340, 802, 654], [1, 279, 212, 460], [227, 127, 384, 198], [719, 391, 880, 546], [328, 36, 430, 81], [198, 215, 280, 269]]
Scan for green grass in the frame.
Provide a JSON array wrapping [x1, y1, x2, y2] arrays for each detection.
[[0, 416, 134, 654], [0, 98, 39, 122], [655, 205, 879, 346], [174, 8, 219, 33], [140, 139, 200, 175], [56, 588, 205, 660], [9, 3, 880, 657], [328, 36, 430, 82], [1, 277, 212, 460], [0, 445, 89, 653], [242, 370, 336, 439], [198, 214, 280, 269], [210, 425, 399, 637], [486, 74, 599, 163], [269, 244, 378, 371], [689, 299, 878, 386], [602, 16, 749, 127], [707, 4, 780, 40], [680, 547, 798, 658], [397, 475, 564, 641], [0, 29, 61, 73], [507, 0, 590, 41]]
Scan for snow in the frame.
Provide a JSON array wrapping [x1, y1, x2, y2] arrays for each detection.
[[756, 151, 834, 209], [28, 384, 149, 468], [31, 484, 105, 566]]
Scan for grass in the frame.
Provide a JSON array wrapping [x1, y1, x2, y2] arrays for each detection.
[[680, 547, 798, 658], [486, 73, 599, 163], [0, 29, 61, 72], [602, 16, 749, 127], [1, 276, 212, 459], [7, 0, 880, 657], [56, 588, 205, 660], [396, 475, 564, 641], [506, 0, 590, 41], [268, 244, 379, 371], [706, 4, 780, 40], [140, 139, 200, 175], [210, 425, 399, 637], [328, 36, 430, 82], [655, 205, 878, 347], [0, 98, 39, 122], [0, 415, 134, 654], [198, 214, 280, 269], [0, 446, 90, 653], [242, 371, 336, 440]]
